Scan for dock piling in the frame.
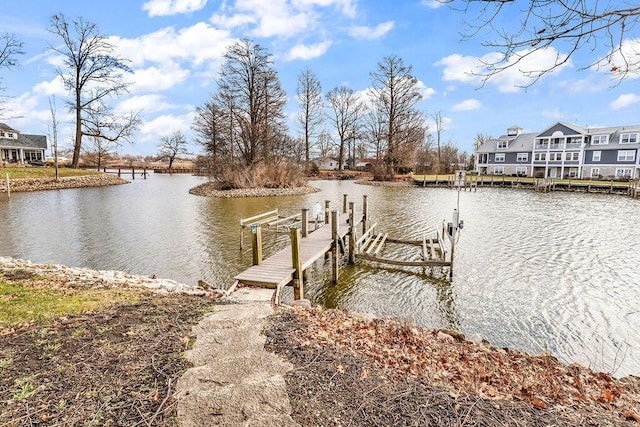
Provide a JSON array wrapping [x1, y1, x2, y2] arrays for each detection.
[[348, 201, 355, 264], [290, 226, 304, 299], [331, 210, 339, 284], [343, 194, 348, 214], [301, 208, 309, 238], [251, 224, 263, 266]]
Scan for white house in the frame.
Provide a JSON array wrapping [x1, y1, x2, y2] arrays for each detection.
[[0, 123, 48, 165]]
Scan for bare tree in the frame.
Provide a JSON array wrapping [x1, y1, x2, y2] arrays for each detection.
[[0, 33, 23, 69], [316, 129, 333, 158], [48, 97, 60, 180], [296, 67, 324, 173], [0, 33, 24, 115], [326, 86, 361, 171], [443, 0, 640, 84], [362, 106, 386, 161], [217, 39, 287, 167], [473, 132, 492, 152], [84, 135, 117, 170], [431, 111, 445, 173], [158, 131, 189, 169], [193, 96, 228, 163], [369, 55, 425, 173], [48, 14, 139, 168]]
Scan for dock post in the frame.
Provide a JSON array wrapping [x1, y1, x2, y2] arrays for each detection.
[[348, 201, 355, 263], [117, 168, 121, 177], [251, 224, 262, 265], [324, 200, 330, 225], [132, 167, 135, 179], [301, 208, 308, 238], [331, 210, 339, 284], [362, 195, 368, 235], [290, 226, 304, 300], [5, 173, 10, 199], [343, 194, 348, 214]]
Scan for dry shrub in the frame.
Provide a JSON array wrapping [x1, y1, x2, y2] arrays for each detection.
[[218, 162, 307, 189]]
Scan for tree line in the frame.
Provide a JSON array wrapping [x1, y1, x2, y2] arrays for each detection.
[[1, 2, 636, 173]]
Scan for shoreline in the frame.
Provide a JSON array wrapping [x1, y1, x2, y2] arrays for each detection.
[[189, 180, 320, 197], [0, 174, 129, 193], [2, 256, 640, 425]]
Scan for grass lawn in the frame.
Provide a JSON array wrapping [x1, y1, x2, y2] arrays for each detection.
[[0, 166, 99, 179], [0, 278, 139, 329]]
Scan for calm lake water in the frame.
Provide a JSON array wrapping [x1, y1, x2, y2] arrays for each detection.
[[1, 175, 639, 377]]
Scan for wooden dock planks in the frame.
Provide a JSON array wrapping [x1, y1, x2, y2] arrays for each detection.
[[234, 212, 352, 288]]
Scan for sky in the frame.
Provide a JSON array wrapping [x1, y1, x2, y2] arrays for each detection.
[[1, 0, 639, 157]]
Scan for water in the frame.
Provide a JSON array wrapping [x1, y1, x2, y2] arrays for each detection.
[[1, 175, 639, 377]]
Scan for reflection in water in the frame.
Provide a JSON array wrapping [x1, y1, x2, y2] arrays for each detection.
[[1, 177, 639, 377]]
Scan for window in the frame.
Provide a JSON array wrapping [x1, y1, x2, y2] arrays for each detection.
[[534, 153, 547, 161], [592, 151, 601, 161], [493, 166, 504, 174], [568, 137, 582, 144], [615, 168, 633, 178], [517, 153, 528, 162], [0, 132, 5, 138], [549, 152, 563, 161], [565, 152, 579, 161], [7, 133, 15, 138], [620, 133, 639, 144], [591, 135, 609, 145], [497, 140, 508, 149], [516, 167, 527, 176], [590, 168, 600, 178], [495, 153, 505, 162], [618, 150, 636, 161]]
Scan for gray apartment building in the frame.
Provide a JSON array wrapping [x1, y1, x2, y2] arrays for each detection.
[[476, 122, 640, 179]]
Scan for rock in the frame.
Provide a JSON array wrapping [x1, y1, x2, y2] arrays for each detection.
[[436, 331, 455, 343], [288, 299, 312, 309], [439, 328, 466, 342]]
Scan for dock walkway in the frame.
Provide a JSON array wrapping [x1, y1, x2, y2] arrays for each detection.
[[234, 212, 352, 289]]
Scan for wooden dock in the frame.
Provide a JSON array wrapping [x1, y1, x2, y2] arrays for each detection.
[[234, 212, 352, 289]]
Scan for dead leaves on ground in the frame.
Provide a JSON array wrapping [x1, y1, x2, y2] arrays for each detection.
[[287, 307, 640, 423]]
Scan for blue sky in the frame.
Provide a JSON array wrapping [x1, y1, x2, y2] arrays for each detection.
[[1, 0, 639, 156]]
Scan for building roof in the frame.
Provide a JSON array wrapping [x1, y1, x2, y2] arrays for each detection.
[[476, 132, 536, 153], [0, 123, 48, 150]]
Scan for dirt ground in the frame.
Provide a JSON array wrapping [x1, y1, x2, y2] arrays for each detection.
[[2, 271, 640, 426], [0, 289, 219, 426]]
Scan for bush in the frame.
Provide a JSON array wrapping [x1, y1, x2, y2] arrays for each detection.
[[216, 162, 307, 189]]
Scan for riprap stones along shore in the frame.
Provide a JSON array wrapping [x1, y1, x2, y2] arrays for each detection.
[[1, 174, 128, 193], [0, 256, 205, 295], [189, 181, 320, 198]]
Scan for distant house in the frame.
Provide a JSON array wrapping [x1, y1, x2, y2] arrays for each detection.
[[0, 123, 48, 165], [476, 122, 640, 179], [314, 157, 348, 171]]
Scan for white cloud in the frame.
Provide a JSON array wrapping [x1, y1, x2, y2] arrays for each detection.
[[214, 0, 310, 38], [110, 23, 234, 67], [293, 0, 357, 18], [422, 0, 445, 9], [116, 94, 180, 114], [611, 93, 640, 110], [452, 99, 481, 111], [31, 76, 66, 97], [286, 41, 332, 60], [415, 80, 436, 100], [542, 108, 568, 120], [348, 21, 394, 40], [138, 113, 196, 145], [596, 38, 640, 79], [436, 47, 571, 93], [143, 0, 208, 17], [127, 62, 191, 93]]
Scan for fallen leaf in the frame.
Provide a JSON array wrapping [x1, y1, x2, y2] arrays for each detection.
[[603, 389, 614, 403], [531, 396, 547, 409]]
